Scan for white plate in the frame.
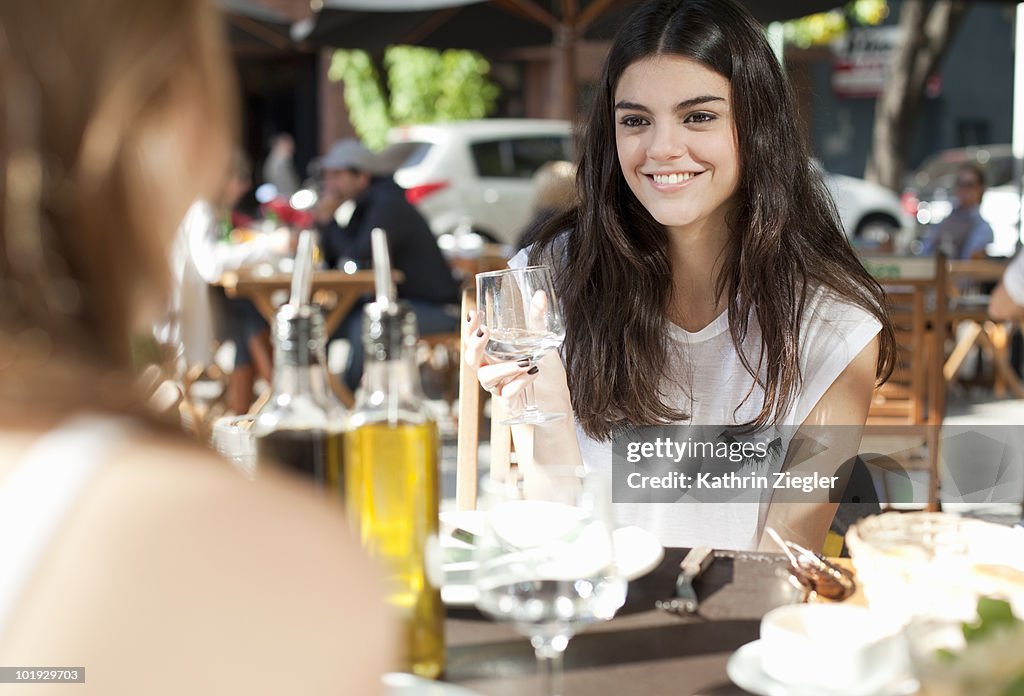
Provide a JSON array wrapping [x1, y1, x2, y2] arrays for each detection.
[[726, 640, 919, 696], [438, 510, 664, 606], [383, 673, 483, 696]]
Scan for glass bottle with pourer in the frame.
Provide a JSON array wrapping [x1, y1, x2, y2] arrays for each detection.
[[253, 232, 346, 493], [345, 229, 445, 679]]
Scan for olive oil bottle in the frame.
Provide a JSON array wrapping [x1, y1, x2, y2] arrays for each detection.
[[345, 300, 444, 679]]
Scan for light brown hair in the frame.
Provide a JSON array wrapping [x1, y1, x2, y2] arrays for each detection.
[[0, 0, 236, 415]]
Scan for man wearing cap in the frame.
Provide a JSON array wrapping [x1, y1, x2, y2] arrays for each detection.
[[315, 138, 460, 391]]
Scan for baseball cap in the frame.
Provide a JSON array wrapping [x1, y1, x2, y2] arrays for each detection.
[[319, 138, 372, 172]]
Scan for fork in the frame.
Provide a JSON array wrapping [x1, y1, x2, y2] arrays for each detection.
[[656, 546, 714, 615]]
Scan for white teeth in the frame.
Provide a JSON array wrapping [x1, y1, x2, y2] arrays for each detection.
[[652, 172, 695, 185]]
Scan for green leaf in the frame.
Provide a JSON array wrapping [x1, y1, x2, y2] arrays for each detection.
[[782, 0, 889, 48], [962, 597, 1020, 644], [1001, 673, 1024, 696], [328, 45, 499, 148]]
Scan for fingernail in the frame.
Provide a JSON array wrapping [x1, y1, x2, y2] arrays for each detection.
[[527, 366, 539, 375], [517, 359, 530, 367], [466, 311, 473, 322], [476, 329, 484, 338]]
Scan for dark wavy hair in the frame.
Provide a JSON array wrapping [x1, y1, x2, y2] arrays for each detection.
[[530, 0, 896, 440]]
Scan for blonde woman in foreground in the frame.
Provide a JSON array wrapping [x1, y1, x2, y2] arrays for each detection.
[[0, 1, 393, 693]]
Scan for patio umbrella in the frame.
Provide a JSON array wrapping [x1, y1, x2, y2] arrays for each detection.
[[294, 0, 846, 118], [218, 0, 296, 54]]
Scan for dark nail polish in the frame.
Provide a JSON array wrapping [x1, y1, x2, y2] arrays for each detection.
[[476, 329, 484, 338], [466, 312, 472, 322], [517, 359, 530, 367], [527, 366, 539, 375]]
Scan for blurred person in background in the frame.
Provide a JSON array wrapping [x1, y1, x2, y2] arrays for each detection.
[[0, 1, 394, 693], [314, 138, 460, 391], [172, 151, 276, 415], [262, 132, 299, 198], [516, 160, 577, 250], [918, 164, 994, 260]]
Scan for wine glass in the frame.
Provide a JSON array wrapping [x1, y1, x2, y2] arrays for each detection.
[[472, 467, 626, 696], [476, 266, 565, 425]]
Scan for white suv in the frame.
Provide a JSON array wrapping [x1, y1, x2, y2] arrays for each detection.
[[385, 119, 573, 245]]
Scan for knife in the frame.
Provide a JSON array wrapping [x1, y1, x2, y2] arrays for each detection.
[[656, 546, 715, 615]]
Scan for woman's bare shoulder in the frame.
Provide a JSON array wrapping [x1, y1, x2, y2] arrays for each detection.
[[0, 428, 395, 695]]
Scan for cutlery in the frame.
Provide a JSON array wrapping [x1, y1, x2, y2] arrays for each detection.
[[765, 527, 856, 602], [656, 546, 714, 615]]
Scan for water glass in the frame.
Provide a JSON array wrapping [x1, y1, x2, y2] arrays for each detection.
[[472, 467, 626, 695]]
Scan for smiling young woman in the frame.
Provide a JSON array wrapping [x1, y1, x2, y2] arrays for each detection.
[[464, 0, 897, 552]]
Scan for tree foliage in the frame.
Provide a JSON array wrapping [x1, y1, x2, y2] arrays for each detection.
[[329, 46, 500, 150], [783, 0, 889, 48]]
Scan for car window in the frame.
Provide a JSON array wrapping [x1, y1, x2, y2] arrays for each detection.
[[380, 141, 432, 170], [912, 148, 1014, 191], [470, 136, 570, 178]]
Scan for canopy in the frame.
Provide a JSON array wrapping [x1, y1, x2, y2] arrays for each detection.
[[296, 0, 845, 117]]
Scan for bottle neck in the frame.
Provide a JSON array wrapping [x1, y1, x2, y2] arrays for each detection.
[[357, 350, 425, 407], [272, 350, 332, 401]]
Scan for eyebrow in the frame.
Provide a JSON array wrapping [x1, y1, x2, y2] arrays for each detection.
[[614, 95, 726, 112]]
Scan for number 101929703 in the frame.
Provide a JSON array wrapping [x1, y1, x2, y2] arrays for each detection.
[[3, 668, 84, 683]]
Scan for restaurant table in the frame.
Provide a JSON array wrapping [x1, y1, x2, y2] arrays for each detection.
[[216, 269, 383, 336], [444, 548, 821, 695], [216, 268, 401, 407]]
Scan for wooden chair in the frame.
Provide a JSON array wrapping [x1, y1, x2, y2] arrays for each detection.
[[943, 258, 1023, 398], [455, 287, 514, 510], [860, 254, 948, 510]]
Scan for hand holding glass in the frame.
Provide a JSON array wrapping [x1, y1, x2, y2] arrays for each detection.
[[476, 266, 565, 425]]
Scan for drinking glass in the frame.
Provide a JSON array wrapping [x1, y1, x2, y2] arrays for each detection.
[[472, 467, 626, 696], [476, 266, 565, 425]]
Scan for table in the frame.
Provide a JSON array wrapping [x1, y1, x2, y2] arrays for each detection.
[[216, 269, 395, 407], [444, 548, 819, 695], [217, 269, 381, 336]]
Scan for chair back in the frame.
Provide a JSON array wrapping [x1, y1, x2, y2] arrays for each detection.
[[861, 254, 948, 509], [862, 254, 947, 426], [455, 287, 514, 510]]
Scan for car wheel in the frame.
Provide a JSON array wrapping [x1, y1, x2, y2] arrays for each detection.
[[855, 214, 900, 251]]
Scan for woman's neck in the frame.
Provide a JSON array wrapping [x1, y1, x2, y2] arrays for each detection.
[[665, 222, 730, 332]]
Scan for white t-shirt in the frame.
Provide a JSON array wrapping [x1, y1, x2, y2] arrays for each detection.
[[168, 201, 283, 366], [509, 247, 882, 549]]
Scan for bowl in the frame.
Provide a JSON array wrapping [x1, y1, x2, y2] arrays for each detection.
[[847, 512, 1024, 623]]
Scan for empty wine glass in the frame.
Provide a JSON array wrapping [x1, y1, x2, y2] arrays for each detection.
[[476, 266, 565, 425], [472, 467, 626, 696]]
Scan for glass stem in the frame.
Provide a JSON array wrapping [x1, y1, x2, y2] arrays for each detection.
[[531, 635, 568, 696], [520, 373, 539, 417]]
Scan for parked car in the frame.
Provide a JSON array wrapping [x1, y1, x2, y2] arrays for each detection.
[[817, 163, 917, 252], [381, 121, 910, 250], [384, 119, 573, 246], [902, 144, 1021, 257]]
